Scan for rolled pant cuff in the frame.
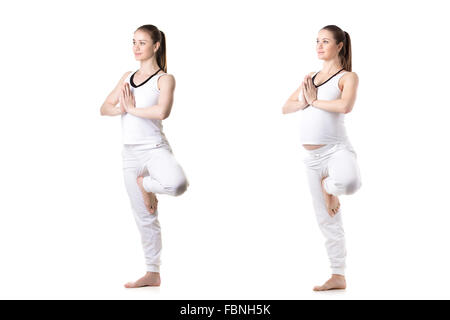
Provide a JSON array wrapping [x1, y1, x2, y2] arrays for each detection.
[[331, 268, 345, 276], [147, 265, 160, 273]]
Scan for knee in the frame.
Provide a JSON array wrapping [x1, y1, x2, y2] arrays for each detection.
[[317, 218, 344, 239], [343, 178, 362, 195], [174, 179, 189, 196], [166, 177, 189, 196]]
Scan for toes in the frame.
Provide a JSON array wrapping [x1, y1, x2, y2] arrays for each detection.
[[313, 285, 325, 291]]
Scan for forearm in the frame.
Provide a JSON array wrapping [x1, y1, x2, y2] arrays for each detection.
[[127, 104, 167, 120], [311, 98, 347, 113], [100, 102, 122, 116], [282, 100, 306, 114]]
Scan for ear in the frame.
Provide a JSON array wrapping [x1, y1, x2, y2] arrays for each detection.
[[154, 41, 160, 53]]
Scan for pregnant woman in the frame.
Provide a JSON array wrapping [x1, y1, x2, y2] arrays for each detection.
[[100, 24, 188, 288], [282, 25, 362, 291]]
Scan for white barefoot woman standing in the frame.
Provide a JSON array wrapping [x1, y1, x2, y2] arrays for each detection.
[[100, 24, 188, 288], [282, 25, 362, 291]]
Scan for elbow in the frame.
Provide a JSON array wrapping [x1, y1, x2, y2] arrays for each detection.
[[100, 102, 110, 116], [343, 103, 353, 114], [160, 111, 170, 120], [157, 104, 171, 120]]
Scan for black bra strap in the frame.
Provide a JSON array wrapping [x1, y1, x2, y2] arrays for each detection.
[[312, 67, 345, 88], [130, 68, 162, 88]]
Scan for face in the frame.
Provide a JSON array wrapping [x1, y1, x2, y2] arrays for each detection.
[[316, 29, 343, 61], [133, 29, 160, 61]]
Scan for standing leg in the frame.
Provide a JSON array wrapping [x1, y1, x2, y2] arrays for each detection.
[[304, 163, 347, 291], [122, 149, 162, 288]]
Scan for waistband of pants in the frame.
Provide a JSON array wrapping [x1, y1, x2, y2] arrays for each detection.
[[123, 140, 169, 152], [304, 143, 340, 156]]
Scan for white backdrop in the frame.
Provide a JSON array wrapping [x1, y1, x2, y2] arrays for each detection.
[[0, 0, 449, 299]]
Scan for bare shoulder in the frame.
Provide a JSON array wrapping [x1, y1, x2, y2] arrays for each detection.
[[299, 71, 316, 83], [159, 72, 175, 81], [342, 71, 358, 82], [118, 71, 133, 85], [115, 71, 132, 88], [339, 71, 358, 91], [157, 73, 176, 90], [122, 70, 133, 79]]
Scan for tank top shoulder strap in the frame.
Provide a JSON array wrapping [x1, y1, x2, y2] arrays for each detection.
[[153, 71, 169, 91], [154, 71, 168, 80], [334, 70, 348, 82]]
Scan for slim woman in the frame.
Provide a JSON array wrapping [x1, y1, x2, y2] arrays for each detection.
[[282, 25, 362, 291], [100, 24, 188, 288]]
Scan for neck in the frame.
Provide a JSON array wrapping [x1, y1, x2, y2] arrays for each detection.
[[321, 58, 342, 74], [139, 58, 161, 75]]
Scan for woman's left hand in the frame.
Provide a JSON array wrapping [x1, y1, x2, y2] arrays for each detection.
[[120, 83, 136, 112], [302, 74, 317, 105]]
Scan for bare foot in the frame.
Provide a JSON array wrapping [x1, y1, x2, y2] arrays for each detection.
[[321, 176, 340, 217], [124, 272, 161, 288], [313, 274, 346, 291], [137, 176, 158, 214]]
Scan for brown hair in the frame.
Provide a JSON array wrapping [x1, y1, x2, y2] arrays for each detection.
[[135, 24, 167, 72], [321, 25, 352, 71]]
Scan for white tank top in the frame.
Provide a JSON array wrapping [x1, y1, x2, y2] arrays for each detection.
[[299, 70, 349, 145], [121, 69, 169, 145]]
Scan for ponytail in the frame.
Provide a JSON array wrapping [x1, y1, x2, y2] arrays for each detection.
[[342, 31, 352, 72], [156, 30, 167, 72]]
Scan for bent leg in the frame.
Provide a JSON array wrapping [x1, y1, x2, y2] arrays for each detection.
[[323, 148, 362, 196], [142, 146, 189, 197]]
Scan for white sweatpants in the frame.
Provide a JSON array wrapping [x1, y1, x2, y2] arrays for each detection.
[[122, 142, 188, 272], [303, 140, 362, 275]]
